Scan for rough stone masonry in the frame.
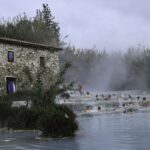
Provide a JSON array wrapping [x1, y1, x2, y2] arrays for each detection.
[[0, 37, 61, 94]]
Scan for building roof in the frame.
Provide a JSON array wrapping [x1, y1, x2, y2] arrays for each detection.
[[0, 37, 62, 51]]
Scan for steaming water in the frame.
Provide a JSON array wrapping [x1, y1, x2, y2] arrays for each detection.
[[1, 91, 150, 150], [57, 90, 150, 115], [1, 112, 150, 150]]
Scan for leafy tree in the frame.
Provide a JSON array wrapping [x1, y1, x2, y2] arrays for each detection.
[[0, 4, 60, 46], [60, 45, 150, 91]]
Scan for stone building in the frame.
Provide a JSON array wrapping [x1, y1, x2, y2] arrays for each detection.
[[0, 37, 61, 94]]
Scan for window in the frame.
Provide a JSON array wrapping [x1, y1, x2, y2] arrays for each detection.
[[40, 57, 45, 67], [8, 51, 14, 62]]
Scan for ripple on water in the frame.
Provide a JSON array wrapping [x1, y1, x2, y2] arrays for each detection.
[[0, 112, 150, 150]]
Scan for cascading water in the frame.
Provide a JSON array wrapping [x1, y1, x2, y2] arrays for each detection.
[[56, 90, 150, 116]]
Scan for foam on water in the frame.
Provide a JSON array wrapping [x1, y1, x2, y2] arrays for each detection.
[[56, 90, 150, 116]]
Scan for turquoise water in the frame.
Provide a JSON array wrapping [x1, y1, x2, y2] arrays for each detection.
[[1, 112, 150, 150]]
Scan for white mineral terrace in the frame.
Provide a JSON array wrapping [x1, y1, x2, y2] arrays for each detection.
[[56, 90, 150, 116]]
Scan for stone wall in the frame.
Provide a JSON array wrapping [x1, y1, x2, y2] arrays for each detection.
[[0, 43, 60, 94]]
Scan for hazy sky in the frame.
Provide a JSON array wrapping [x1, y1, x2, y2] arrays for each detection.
[[0, 0, 150, 51]]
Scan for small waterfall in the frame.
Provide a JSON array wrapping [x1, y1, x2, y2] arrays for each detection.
[[56, 91, 150, 116]]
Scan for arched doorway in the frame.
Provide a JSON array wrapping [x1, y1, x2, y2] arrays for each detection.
[[6, 77, 16, 94]]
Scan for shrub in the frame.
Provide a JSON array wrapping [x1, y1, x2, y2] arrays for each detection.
[[5, 90, 34, 101], [7, 107, 40, 130], [0, 99, 12, 127], [0, 95, 78, 138], [37, 105, 78, 138]]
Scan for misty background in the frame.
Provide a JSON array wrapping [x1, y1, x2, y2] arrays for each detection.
[[0, 1, 150, 91], [0, 0, 150, 51], [60, 46, 150, 91]]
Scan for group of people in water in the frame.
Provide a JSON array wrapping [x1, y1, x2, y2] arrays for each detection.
[[84, 93, 150, 113], [60, 83, 150, 113]]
